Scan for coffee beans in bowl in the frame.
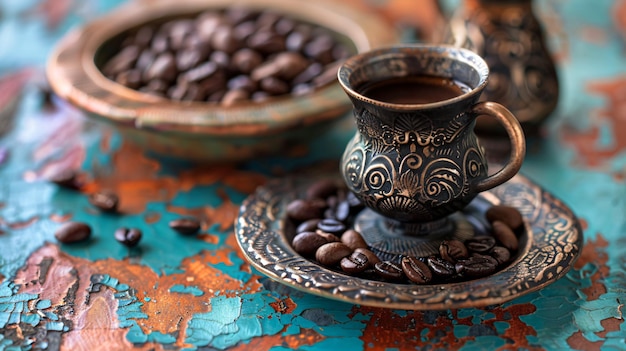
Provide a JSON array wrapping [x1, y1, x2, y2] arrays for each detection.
[[101, 8, 351, 104], [285, 179, 526, 285], [47, 0, 396, 161]]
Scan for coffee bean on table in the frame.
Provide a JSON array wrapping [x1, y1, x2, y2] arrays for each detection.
[[485, 205, 524, 231], [465, 236, 496, 253], [375, 261, 405, 282], [315, 242, 352, 267], [401, 256, 432, 284], [49, 169, 83, 190], [55, 222, 91, 243], [169, 217, 201, 235], [439, 239, 469, 263], [88, 191, 119, 212], [491, 220, 519, 251], [340, 251, 370, 274], [114, 227, 142, 247]]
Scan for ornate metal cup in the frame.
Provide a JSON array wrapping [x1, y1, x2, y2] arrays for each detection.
[[338, 45, 526, 225]]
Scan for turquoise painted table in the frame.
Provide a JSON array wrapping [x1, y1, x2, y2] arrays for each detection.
[[1, 0, 625, 350]]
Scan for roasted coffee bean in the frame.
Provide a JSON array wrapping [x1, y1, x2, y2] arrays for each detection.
[[260, 77, 289, 95], [316, 218, 345, 235], [49, 169, 83, 190], [355, 248, 381, 266], [272, 52, 309, 80], [491, 220, 519, 251], [485, 205, 523, 231], [439, 239, 469, 263], [426, 256, 456, 278], [315, 242, 352, 267], [221, 89, 249, 106], [341, 229, 368, 250], [465, 236, 496, 253], [455, 254, 498, 278], [227, 75, 257, 92], [315, 231, 340, 243], [247, 31, 285, 54], [133, 26, 154, 47], [136, 50, 155, 72], [490, 246, 511, 265], [374, 261, 405, 282], [150, 33, 169, 53], [181, 61, 219, 83], [88, 191, 119, 212], [334, 201, 350, 222], [55, 222, 91, 243], [312, 62, 341, 87], [292, 62, 323, 85], [233, 21, 258, 41], [304, 34, 334, 64], [306, 179, 338, 200], [169, 217, 201, 235], [196, 13, 225, 41], [286, 199, 325, 222], [293, 231, 329, 257], [114, 227, 142, 247], [143, 52, 177, 82], [176, 48, 208, 71], [103, 46, 140, 76], [211, 26, 241, 53], [231, 49, 263, 74], [401, 256, 432, 284], [141, 79, 169, 96], [286, 29, 311, 52], [275, 17, 296, 35], [296, 218, 320, 233], [115, 69, 142, 89], [340, 252, 369, 274]]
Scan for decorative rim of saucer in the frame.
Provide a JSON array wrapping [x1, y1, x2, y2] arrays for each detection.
[[235, 173, 583, 310]]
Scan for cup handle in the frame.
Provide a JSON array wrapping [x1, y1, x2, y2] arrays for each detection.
[[470, 102, 526, 193]]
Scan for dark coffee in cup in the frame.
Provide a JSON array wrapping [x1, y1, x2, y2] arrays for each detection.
[[357, 75, 471, 104]]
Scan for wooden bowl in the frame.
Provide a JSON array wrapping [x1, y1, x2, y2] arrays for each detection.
[[46, 0, 396, 162]]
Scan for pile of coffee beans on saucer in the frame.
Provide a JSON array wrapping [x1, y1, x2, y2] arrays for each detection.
[[286, 179, 525, 284]]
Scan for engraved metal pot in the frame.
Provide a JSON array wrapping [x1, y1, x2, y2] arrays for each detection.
[[338, 45, 526, 224], [447, 0, 559, 135]]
